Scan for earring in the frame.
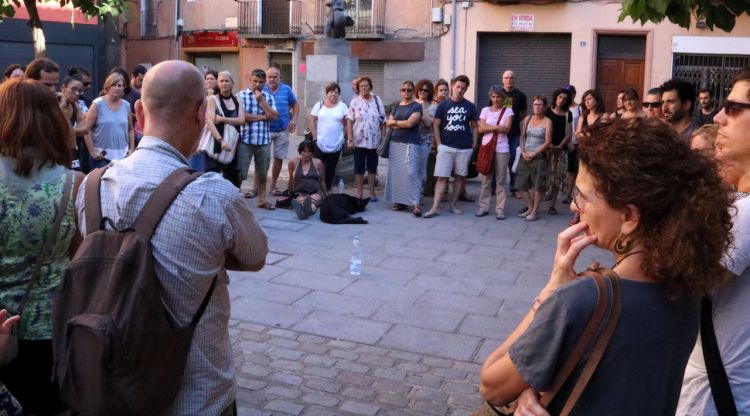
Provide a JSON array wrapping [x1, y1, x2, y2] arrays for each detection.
[[614, 232, 632, 255]]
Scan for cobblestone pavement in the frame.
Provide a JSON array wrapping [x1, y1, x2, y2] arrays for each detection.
[[230, 139, 610, 415]]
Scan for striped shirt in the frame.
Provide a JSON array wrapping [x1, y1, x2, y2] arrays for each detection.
[[263, 83, 297, 132], [75, 137, 269, 415], [238, 88, 277, 145]]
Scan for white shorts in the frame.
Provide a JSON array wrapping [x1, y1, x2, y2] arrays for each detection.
[[434, 144, 473, 177], [271, 130, 290, 160]]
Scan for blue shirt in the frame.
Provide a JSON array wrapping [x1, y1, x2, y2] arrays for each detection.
[[434, 98, 478, 149], [238, 89, 277, 146], [263, 83, 297, 132]]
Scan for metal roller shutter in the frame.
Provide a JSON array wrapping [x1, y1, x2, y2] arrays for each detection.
[[358, 60, 385, 99], [476, 33, 571, 112]]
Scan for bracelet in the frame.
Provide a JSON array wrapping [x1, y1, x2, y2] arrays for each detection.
[[531, 296, 543, 313]]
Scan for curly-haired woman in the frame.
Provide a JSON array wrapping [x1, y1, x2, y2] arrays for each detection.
[[480, 117, 732, 415]]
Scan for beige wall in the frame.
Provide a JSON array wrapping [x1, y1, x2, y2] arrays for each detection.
[[439, 1, 750, 102]]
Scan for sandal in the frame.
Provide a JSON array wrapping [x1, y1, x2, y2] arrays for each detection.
[[258, 202, 276, 210], [370, 195, 378, 202], [548, 206, 558, 215], [423, 210, 439, 218], [412, 206, 423, 217], [244, 190, 257, 199], [392, 203, 406, 211], [270, 189, 284, 196]]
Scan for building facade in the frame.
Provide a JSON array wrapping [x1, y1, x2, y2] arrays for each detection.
[[123, 0, 750, 113]]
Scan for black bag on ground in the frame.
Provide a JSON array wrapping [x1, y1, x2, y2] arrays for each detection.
[[52, 167, 216, 416]]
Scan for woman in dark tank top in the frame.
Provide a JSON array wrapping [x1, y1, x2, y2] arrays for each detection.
[[205, 71, 246, 187], [287, 140, 327, 220]]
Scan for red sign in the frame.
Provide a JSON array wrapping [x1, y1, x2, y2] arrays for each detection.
[[182, 31, 239, 48]]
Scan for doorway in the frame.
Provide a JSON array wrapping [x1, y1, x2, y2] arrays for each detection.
[[595, 34, 646, 112], [192, 53, 240, 81], [269, 52, 293, 89]]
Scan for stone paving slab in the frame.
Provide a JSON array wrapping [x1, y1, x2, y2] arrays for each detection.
[[230, 139, 620, 414]]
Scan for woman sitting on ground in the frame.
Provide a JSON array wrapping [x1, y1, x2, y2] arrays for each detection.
[[480, 117, 732, 415], [287, 140, 327, 220]]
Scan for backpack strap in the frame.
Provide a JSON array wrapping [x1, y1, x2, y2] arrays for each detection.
[[132, 167, 202, 240], [701, 296, 739, 415], [84, 167, 107, 235]]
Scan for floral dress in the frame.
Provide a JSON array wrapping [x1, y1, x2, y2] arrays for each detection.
[[346, 95, 386, 149], [0, 157, 76, 340]]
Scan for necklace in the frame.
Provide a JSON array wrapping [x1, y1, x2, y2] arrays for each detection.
[[612, 250, 644, 269]]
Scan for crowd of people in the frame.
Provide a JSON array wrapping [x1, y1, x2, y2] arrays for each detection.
[[1, 54, 749, 415]]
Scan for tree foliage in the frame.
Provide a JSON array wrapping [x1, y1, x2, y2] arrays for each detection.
[[0, 0, 127, 57], [619, 0, 750, 32], [0, 0, 127, 20]]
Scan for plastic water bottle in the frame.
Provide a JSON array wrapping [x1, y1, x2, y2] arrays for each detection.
[[350, 234, 362, 276], [338, 178, 345, 194]]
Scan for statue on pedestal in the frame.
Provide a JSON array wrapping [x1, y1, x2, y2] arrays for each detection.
[[325, 0, 354, 38]]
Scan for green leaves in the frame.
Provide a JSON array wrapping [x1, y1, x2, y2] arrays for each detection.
[[0, 0, 127, 21], [619, 0, 750, 31]]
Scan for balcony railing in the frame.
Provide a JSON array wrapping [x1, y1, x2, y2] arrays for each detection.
[[315, 0, 385, 39], [237, 0, 302, 37]]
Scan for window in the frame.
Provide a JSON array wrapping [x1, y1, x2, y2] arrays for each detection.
[[140, 0, 157, 38]]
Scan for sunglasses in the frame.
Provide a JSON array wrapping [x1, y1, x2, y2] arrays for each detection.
[[420, 89, 430, 93], [642, 102, 662, 108], [400, 88, 414, 92], [723, 100, 750, 117]]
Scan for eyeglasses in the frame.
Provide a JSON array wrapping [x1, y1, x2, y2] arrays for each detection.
[[571, 187, 595, 213], [723, 100, 750, 117], [642, 102, 662, 108], [400, 88, 414, 92]]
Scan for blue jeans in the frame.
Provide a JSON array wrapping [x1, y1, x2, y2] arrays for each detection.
[[507, 135, 520, 191]]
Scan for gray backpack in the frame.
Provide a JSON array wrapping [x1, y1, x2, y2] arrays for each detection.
[[52, 167, 216, 415]]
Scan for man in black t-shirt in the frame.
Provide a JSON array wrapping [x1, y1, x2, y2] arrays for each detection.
[[693, 87, 718, 127], [424, 75, 478, 218], [501, 70, 527, 198]]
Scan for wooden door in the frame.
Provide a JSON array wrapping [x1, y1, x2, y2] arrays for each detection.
[[596, 58, 645, 113]]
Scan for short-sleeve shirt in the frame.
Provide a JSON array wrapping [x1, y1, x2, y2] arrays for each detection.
[[238, 88, 277, 146], [693, 109, 718, 127], [263, 83, 297, 132], [311, 101, 348, 153], [679, 195, 750, 415], [479, 106, 514, 153], [390, 101, 423, 145], [509, 276, 699, 415], [76, 137, 269, 415], [505, 88, 527, 138], [346, 95, 386, 149], [545, 107, 572, 147], [434, 98, 478, 150]]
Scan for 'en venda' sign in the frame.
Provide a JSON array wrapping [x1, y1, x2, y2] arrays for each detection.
[[511, 14, 534, 32]]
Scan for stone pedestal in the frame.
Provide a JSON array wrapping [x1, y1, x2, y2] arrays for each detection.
[[305, 38, 359, 109], [305, 38, 359, 181]]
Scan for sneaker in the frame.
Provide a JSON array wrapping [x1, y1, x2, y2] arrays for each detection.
[[291, 199, 306, 220], [496, 212, 505, 220], [525, 214, 539, 222], [475, 210, 489, 217], [517, 207, 530, 218]]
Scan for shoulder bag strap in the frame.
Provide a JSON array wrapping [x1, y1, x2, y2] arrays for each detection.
[[559, 268, 622, 416], [701, 296, 739, 416], [18, 171, 74, 315], [84, 167, 107, 235], [132, 168, 202, 240], [539, 268, 609, 407], [213, 95, 225, 118]]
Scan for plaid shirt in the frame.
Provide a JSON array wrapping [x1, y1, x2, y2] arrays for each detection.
[[76, 137, 269, 415], [238, 88, 277, 145]]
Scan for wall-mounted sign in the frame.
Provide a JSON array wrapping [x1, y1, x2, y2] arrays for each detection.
[[511, 14, 534, 32], [225, 17, 238, 29], [181, 31, 239, 48]]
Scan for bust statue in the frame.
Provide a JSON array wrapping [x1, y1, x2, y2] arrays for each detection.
[[325, 0, 354, 38]]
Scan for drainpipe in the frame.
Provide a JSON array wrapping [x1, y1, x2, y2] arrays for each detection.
[[450, 0, 458, 80], [175, 0, 181, 60]]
